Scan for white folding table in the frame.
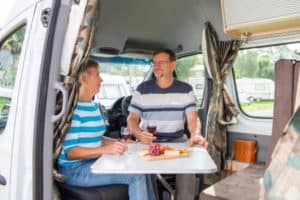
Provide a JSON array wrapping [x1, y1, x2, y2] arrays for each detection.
[[91, 142, 217, 200]]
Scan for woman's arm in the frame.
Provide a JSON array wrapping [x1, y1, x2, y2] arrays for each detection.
[[66, 141, 128, 160]]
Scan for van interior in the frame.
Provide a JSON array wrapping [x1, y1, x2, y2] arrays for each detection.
[[0, 0, 300, 200], [54, 0, 300, 199]]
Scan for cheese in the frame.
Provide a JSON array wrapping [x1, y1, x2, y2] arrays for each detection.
[[164, 150, 180, 156], [137, 150, 148, 156]]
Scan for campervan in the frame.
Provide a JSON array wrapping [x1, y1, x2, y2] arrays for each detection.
[[0, 0, 300, 200], [95, 74, 130, 109], [236, 78, 275, 102], [188, 64, 205, 102]]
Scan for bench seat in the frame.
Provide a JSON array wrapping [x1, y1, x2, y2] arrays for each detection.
[[56, 181, 129, 200]]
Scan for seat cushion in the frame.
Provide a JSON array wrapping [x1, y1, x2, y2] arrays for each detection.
[[56, 181, 128, 200]]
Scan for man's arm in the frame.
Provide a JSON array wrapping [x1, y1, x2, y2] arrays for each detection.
[[186, 111, 201, 136], [186, 111, 208, 148], [127, 112, 156, 144]]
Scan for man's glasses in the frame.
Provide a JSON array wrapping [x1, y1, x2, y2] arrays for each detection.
[[151, 61, 170, 66]]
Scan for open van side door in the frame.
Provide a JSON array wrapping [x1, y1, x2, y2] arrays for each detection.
[[0, 0, 54, 199]]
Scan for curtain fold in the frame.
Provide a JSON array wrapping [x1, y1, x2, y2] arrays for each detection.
[[202, 22, 243, 183], [53, 0, 101, 181], [263, 105, 300, 198]]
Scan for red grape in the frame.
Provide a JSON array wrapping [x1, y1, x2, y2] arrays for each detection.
[[148, 143, 165, 156]]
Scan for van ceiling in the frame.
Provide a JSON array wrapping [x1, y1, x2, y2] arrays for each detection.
[[93, 0, 231, 56]]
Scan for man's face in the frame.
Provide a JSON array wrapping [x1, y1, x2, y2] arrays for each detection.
[[82, 66, 103, 96], [152, 52, 176, 79]]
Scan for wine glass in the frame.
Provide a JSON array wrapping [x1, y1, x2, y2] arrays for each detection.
[[120, 127, 132, 141], [146, 122, 157, 135]]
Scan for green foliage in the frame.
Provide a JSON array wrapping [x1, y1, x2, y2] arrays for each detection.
[[257, 55, 274, 80], [0, 98, 11, 113], [176, 54, 203, 81], [6, 26, 26, 55], [234, 50, 259, 79], [240, 100, 273, 113], [234, 44, 299, 80]]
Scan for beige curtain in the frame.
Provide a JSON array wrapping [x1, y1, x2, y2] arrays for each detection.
[[202, 22, 243, 183], [264, 105, 300, 199], [53, 0, 101, 181], [264, 61, 300, 198]]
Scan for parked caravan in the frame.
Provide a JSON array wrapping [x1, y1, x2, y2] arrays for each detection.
[[95, 74, 130, 109], [236, 78, 274, 102], [188, 64, 205, 102], [0, 0, 300, 200]]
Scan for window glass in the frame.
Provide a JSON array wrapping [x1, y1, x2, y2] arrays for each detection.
[[102, 85, 122, 99], [93, 56, 151, 109], [0, 25, 26, 131], [176, 54, 205, 108], [234, 42, 300, 117]]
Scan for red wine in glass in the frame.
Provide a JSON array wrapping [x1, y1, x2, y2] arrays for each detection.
[[147, 126, 157, 135], [121, 127, 131, 140], [122, 134, 131, 140]]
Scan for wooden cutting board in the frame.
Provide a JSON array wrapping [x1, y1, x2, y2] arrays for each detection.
[[138, 148, 192, 161]]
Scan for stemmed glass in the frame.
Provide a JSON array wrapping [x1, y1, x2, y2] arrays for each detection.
[[120, 127, 136, 154], [121, 127, 132, 141], [145, 122, 157, 143], [146, 122, 157, 135]]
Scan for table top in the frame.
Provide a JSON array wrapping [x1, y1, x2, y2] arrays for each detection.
[[91, 142, 217, 174]]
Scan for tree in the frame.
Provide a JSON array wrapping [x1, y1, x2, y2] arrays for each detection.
[[176, 55, 203, 81], [234, 50, 259, 78], [257, 55, 274, 80]]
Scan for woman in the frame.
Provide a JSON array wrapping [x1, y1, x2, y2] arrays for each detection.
[[58, 60, 156, 200]]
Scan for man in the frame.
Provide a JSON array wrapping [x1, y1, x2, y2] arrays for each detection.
[[58, 60, 156, 200], [127, 49, 208, 200]]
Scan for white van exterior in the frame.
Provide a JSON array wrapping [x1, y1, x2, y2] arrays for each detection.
[[188, 64, 205, 101], [0, 0, 71, 199], [95, 74, 130, 109], [236, 78, 275, 102]]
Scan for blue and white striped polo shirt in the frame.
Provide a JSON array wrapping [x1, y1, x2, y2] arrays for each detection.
[[58, 101, 106, 167], [128, 79, 197, 140]]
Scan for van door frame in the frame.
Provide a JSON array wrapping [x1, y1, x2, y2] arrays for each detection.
[[34, 0, 73, 199]]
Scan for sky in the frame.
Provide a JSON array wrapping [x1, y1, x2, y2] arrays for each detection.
[[0, 1, 15, 28]]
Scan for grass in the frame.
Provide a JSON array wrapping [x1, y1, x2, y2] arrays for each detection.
[[0, 98, 11, 112], [240, 100, 274, 113]]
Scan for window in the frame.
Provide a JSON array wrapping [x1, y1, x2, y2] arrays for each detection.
[[234, 42, 300, 117], [92, 56, 151, 109], [99, 84, 122, 99], [0, 26, 26, 131], [176, 54, 205, 108], [93, 54, 206, 109]]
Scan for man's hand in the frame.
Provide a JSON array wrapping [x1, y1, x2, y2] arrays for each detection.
[[136, 131, 156, 144], [189, 135, 208, 149]]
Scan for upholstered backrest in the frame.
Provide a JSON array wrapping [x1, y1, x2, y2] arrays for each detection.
[[267, 59, 300, 165]]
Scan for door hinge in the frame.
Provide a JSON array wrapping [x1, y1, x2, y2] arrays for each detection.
[[41, 8, 52, 28]]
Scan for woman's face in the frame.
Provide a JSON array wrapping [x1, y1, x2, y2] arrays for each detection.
[[81, 66, 103, 96]]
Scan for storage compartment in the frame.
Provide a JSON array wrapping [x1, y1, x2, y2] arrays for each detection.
[[221, 0, 300, 38], [234, 139, 257, 163]]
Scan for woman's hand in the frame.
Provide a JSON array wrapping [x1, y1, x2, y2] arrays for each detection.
[[101, 141, 128, 155], [120, 138, 135, 143]]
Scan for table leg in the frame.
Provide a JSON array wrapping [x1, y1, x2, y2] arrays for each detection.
[[156, 174, 175, 200]]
